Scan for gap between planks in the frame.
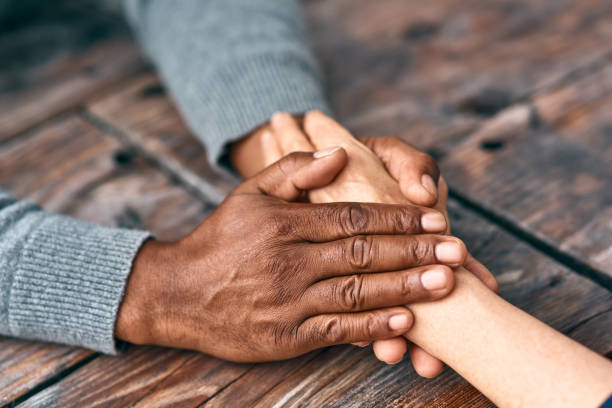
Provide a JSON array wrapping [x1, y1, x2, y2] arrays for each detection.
[[79, 109, 231, 206], [2, 354, 100, 408], [449, 187, 612, 291]]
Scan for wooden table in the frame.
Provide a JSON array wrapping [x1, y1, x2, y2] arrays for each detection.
[[1, 1, 611, 406]]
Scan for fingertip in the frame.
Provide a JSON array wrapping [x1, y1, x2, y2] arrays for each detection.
[[410, 346, 444, 378], [373, 337, 408, 365], [421, 211, 447, 233], [420, 265, 455, 295], [403, 183, 438, 207], [292, 148, 347, 190], [421, 174, 439, 199], [435, 239, 468, 266], [270, 111, 292, 128], [487, 275, 500, 293], [388, 312, 414, 332]]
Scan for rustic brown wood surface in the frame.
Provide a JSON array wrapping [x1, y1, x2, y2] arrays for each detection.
[[0, 0, 610, 407], [0, 1, 145, 142], [304, 0, 612, 287]]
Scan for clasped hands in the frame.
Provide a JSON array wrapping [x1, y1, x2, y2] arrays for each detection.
[[116, 111, 497, 378]]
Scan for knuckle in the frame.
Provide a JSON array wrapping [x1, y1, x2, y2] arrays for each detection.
[[400, 271, 415, 298], [336, 275, 365, 311], [406, 239, 433, 265], [339, 204, 369, 236], [345, 236, 375, 270], [364, 314, 379, 339], [396, 207, 421, 232], [322, 317, 345, 344]]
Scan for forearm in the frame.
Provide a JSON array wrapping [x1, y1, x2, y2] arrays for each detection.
[[123, 0, 330, 169], [407, 269, 612, 408], [0, 189, 150, 353]]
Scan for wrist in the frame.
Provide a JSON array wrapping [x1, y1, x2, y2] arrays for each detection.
[[115, 239, 170, 346]]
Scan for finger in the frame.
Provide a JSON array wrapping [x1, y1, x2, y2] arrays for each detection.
[[290, 202, 447, 242], [409, 344, 445, 378], [372, 337, 409, 365], [270, 112, 315, 154], [236, 149, 347, 201], [306, 265, 454, 313], [303, 110, 355, 149], [360, 136, 440, 207], [310, 235, 467, 279], [298, 307, 414, 349], [352, 341, 371, 347], [260, 129, 284, 168], [464, 253, 499, 293]]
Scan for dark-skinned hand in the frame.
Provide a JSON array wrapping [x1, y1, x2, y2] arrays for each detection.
[[116, 148, 466, 362]]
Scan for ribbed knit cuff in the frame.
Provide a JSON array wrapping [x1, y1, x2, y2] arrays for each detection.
[[8, 214, 151, 354], [191, 52, 332, 170]]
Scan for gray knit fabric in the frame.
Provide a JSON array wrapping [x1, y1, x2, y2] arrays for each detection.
[[0, 192, 150, 353], [123, 0, 331, 167], [0, 0, 329, 353]]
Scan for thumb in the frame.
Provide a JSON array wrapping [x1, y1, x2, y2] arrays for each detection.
[[237, 147, 347, 201]]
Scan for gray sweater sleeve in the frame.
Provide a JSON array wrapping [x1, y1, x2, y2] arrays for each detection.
[[123, 0, 331, 168], [0, 190, 150, 353]]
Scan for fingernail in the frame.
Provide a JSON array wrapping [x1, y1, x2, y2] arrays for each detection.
[[421, 212, 446, 232], [313, 146, 341, 159], [421, 174, 438, 198], [270, 112, 289, 128], [388, 314, 411, 331], [435, 241, 464, 264], [421, 268, 448, 290]]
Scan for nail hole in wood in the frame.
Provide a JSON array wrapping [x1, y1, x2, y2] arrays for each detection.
[[548, 275, 563, 288], [404, 21, 439, 41], [114, 150, 134, 165], [140, 84, 166, 98], [83, 64, 97, 76], [458, 88, 512, 117], [479, 140, 505, 151]]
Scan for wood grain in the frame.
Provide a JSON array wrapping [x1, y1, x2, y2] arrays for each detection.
[[86, 74, 239, 205], [305, 0, 612, 141], [438, 62, 612, 284], [16, 347, 250, 408], [0, 115, 216, 404], [0, 2, 145, 141], [303, 0, 612, 284]]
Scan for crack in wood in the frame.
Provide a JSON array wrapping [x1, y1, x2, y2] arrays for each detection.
[[448, 187, 612, 291], [2, 353, 99, 408]]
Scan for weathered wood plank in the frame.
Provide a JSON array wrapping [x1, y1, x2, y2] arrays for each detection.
[[0, 115, 219, 404], [0, 2, 145, 141], [86, 74, 239, 205], [247, 200, 612, 408], [203, 351, 321, 408], [16, 347, 250, 408], [438, 62, 612, 284], [305, 0, 612, 142], [303, 0, 612, 284]]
